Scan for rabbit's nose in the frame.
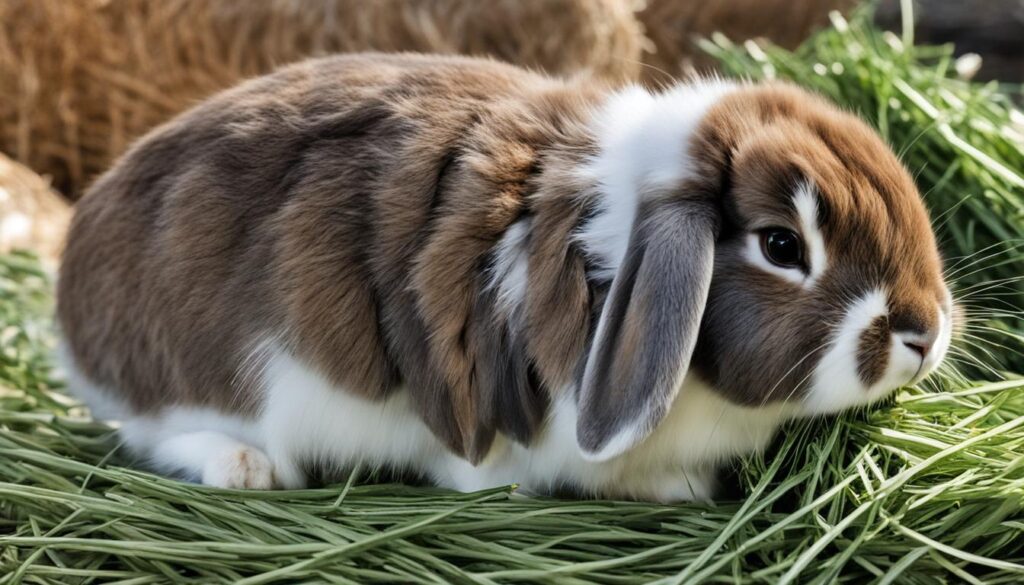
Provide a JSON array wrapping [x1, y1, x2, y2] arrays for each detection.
[[902, 339, 930, 358], [894, 330, 936, 360]]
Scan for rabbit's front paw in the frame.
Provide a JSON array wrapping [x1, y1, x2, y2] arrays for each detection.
[[203, 445, 277, 489]]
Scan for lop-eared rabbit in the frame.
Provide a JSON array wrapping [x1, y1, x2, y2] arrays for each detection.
[[59, 54, 953, 501]]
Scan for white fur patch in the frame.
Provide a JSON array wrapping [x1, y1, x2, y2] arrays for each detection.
[[445, 373, 792, 501], [55, 342, 130, 421], [576, 80, 738, 281], [920, 304, 953, 379], [804, 289, 889, 414], [805, 289, 955, 415], [487, 217, 531, 320], [794, 185, 828, 283], [258, 348, 441, 485], [117, 407, 273, 485], [256, 347, 783, 501], [151, 431, 275, 489]]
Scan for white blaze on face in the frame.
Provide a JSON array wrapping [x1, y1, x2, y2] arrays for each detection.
[[793, 185, 828, 285], [742, 183, 828, 288]]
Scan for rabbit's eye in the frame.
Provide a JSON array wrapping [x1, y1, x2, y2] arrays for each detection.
[[761, 229, 803, 268]]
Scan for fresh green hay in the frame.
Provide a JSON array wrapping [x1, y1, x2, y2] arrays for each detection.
[[2, 7, 1024, 584], [1, 251, 1022, 583]]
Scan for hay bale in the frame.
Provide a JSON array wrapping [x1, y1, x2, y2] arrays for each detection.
[[637, 0, 858, 78], [0, 153, 71, 268], [0, 0, 643, 197], [0, 0, 860, 198]]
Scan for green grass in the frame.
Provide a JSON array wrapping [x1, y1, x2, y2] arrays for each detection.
[[2, 6, 1023, 584]]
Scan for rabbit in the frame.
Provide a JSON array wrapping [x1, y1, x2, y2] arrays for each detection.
[[57, 53, 954, 502]]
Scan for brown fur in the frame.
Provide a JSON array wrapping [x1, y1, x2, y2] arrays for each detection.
[[59, 54, 606, 462], [59, 56, 945, 465], [858, 317, 891, 386]]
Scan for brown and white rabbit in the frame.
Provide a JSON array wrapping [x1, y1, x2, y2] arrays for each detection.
[[58, 53, 953, 501]]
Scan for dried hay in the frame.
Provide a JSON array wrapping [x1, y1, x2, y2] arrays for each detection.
[[637, 0, 859, 78], [0, 0, 856, 199], [0, 0, 643, 197], [0, 153, 70, 268]]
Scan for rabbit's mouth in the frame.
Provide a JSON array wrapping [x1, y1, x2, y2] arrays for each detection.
[[800, 287, 953, 416]]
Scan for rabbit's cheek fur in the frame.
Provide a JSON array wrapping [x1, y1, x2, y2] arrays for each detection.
[[803, 289, 954, 414]]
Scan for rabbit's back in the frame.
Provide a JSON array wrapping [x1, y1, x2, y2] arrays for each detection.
[[56, 53, 568, 421]]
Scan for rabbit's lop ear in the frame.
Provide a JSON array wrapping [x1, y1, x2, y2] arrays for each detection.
[[577, 198, 719, 461]]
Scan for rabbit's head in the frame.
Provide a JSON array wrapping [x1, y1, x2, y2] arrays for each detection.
[[576, 83, 953, 460]]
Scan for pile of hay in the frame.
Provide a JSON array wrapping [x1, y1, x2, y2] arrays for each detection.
[[638, 0, 857, 75], [0, 153, 69, 268], [0, 0, 643, 197], [0, 0, 864, 198]]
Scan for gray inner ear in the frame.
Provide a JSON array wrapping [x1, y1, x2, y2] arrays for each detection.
[[576, 200, 718, 460]]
